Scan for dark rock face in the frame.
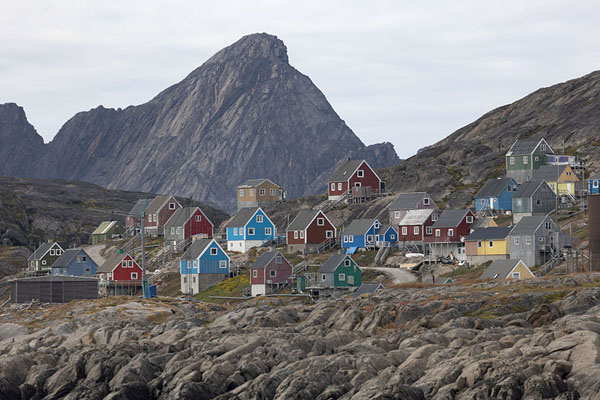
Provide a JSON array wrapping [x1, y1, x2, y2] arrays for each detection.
[[0, 103, 44, 178], [381, 70, 600, 207], [0, 33, 399, 212]]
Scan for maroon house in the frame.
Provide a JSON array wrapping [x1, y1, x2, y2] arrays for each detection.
[[250, 251, 293, 296], [125, 199, 151, 231], [328, 159, 383, 201], [389, 192, 438, 227], [144, 195, 181, 236], [163, 207, 213, 246], [286, 209, 336, 253], [424, 209, 476, 261], [397, 209, 439, 250]]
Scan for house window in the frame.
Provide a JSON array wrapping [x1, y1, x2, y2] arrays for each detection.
[[510, 157, 515, 165], [249, 189, 254, 197], [253, 270, 258, 278], [317, 218, 324, 226], [153, 214, 157, 222], [512, 272, 521, 280], [240, 189, 244, 197], [523, 156, 528, 165], [128, 260, 133, 268], [82, 256, 87, 262], [219, 260, 227, 269], [270, 188, 276, 196], [435, 229, 441, 237], [432, 213, 438, 222], [539, 237, 545, 242], [259, 189, 266, 196], [183, 276, 187, 283], [514, 237, 520, 245], [339, 273, 346, 281], [489, 241, 493, 248], [331, 183, 335, 191], [338, 183, 342, 191], [595, 181, 599, 188], [414, 226, 419, 235], [195, 215, 201, 222], [56, 250, 61, 255], [148, 215, 152, 223], [239, 228, 244, 235], [395, 211, 400, 218], [507, 186, 512, 192], [42, 260, 46, 265], [357, 170, 364, 178], [541, 144, 546, 151], [349, 236, 354, 243], [374, 222, 380, 229], [375, 235, 380, 242], [423, 197, 430, 205], [169, 203, 175, 210], [343, 235, 348, 243], [545, 222, 551, 229], [478, 241, 482, 248], [248, 228, 255, 235], [300, 231, 305, 239], [344, 259, 350, 267], [526, 236, 532, 245], [276, 256, 282, 264], [122, 260, 127, 267], [50, 249, 55, 256], [211, 248, 217, 255], [256, 215, 263, 223], [322, 274, 326, 281], [176, 227, 181, 234], [466, 216, 473, 224], [402, 227, 407, 235], [265, 228, 272, 236], [193, 276, 197, 283], [367, 235, 374, 242], [481, 199, 485, 205], [536, 200, 542, 206], [326, 231, 333, 238], [448, 229, 454, 237], [131, 272, 138, 280], [270, 270, 276, 277], [234, 228, 238, 235], [390, 234, 395, 239], [294, 231, 299, 239], [171, 228, 175, 235]]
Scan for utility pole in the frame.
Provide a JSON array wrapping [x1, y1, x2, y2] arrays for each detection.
[[141, 199, 149, 299]]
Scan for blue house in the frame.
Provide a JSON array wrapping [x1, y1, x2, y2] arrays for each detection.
[[375, 224, 398, 247], [342, 218, 381, 252], [51, 248, 97, 277], [226, 207, 276, 253], [180, 238, 230, 294], [474, 177, 519, 212], [589, 172, 600, 195]]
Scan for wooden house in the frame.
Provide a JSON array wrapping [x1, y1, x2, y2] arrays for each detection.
[[512, 180, 556, 223], [286, 209, 336, 253], [180, 239, 229, 294], [318, 254, 362, 288], [397, 209, 438, 249], [51, 248, 97, 277], [328, 159, 384, 201], [163, 207, 213, 248], [237, 179, 286, 211], [342, 218, 381, 252], [424, 209, 475, 261], [389, 192, 438, 227], [125, 199, 150, 231], [249, 251, 292, 297], [509, 216, 563, 267], [226, 207, 276, 253], [91, 221, 124, 245], [352, 282, 384, 297], [474, 178, 518, 212], [589, 172, 600, 195], [480, 259, 534, 280], [375, 224, 398, 247], [97, 252, 142, 295], [465, 227, 513, 265], [505, 138, 553, 184], [144, 195, 181, 236], [27, 242, 64, 276], [532, 165, 579, 196]]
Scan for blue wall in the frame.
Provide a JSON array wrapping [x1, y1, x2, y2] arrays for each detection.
[[227, 209, 275, 243], [52, 250, 97, 277], [378, 226, 398, 244], [475, 179, 517, 211], [589, 179, 600, 195], [180, 240, 229, 275]]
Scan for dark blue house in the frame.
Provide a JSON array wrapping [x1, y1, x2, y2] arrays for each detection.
[[51, 248, 97, 277], [589, 172, 600, 195], [475, 177, 518, 212], [342, 218, 381, 252], [375, 224, 398, 247]]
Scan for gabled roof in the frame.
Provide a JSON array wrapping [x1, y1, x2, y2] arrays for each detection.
[[92, 221, 118, 235], [226, 207, 261, 228], [481, 259, 526, 279], [181, 239, 214, 261], [319, 254, 348, 273], [533, 165, 568, 182], [28, 242, 62, 261], [513, 180, 548, 198], [398, 209, 434, 226], [52, 248, 88, 268], [352, 282, 384, 297], [377, 224, 396, 235], [329, 159, 366, 182], [343, 219, 378, 236], [250, 251, 285, 269], [432, 210, 471, 229], [98, 252, 129, 273], [475, 178, 516, 199], [128, 199, 150, 217], [466, 227, 513, 241], [238, 178, 281, 188], [146, 195, 180, 215], [471, 217, 497, 230], [506, 138, 552, 156], [287, 209, 321, 231], [389, 192, 432, 211], [163, 207, 211, 229], [509, 216, 553, 236]]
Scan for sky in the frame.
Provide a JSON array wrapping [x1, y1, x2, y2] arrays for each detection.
[[1, 1, 600, 159]]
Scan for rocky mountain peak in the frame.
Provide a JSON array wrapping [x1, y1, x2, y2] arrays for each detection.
[[204, 33, 289, 66]]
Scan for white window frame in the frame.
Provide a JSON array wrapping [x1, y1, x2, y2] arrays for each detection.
[[366, 234, 374, 242], [317, 218, 324, 226], [343, 235, 348, 243], [414, 226, 419, 235], [489, 241, 494, 248], [512, 272, 521, 279], [128, 260, 133, 268], [131, 272, 138, 280], [171, 227, 175, 235], [42, 260, 46, 265], [322, 274, 326, 281], [265, 227, 272, 236], [248, 228, 255, 235], [271, 188, 277, 196], [395, 211, 400, 218], [219, 260, 227, 269], [510, 157, 515, 165], [294, 231, 299, 239], [426, 226, 432, 235], [402, 227, 408, 235], [514, 237, 520, 245], [595, 181, 599, 188], [466, 216, 473, 224], [344, 259, 351, 267], [331, 183, 335, 191], [256, 215, 263, 223], [276, 256, 282, 264], [239, 189, 244, 197], [523, 156, 529, 165], [432, 213, 438, 222], [270, 270, 276, 277], [481, 199, 485, 205], [338, 182, 342, 191], [249, 189, 254, 196], [357, 170, 364, 178], [448, 229, 454, 237], [210, 248, 217, 255], [540, 144, 546, 151], [50, 249, 55, 256], [234, 227, 238, 235], [390, 234, 395, 239], [326, 230, 333, 238], [526, 236, 532, 245], [478, 241, 482, 248], [176, 227, 181, 234], [423, 197, 430, 205], [339, 273, 346, 281], [253, 270, 258, 278], [349, 236, 354, 243], [169, 203, 175, 210], [435, 229, 441, 237], [195, 215, 201, 222], [300, 231, 305, 239], [122, 260, 127, 267], [259, 188, 266, 196]]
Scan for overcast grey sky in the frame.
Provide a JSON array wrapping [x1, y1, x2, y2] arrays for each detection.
[[1, 1, 599, 158]]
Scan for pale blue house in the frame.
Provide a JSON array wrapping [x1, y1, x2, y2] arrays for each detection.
[[180, 238, 230, 294], [51, 248, 97, 277], [226, 207, 276, 253]]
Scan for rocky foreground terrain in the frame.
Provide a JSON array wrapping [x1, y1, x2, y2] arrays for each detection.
[[1, 274, 600, 399]]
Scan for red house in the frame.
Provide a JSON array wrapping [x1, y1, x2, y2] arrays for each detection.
[[163, 207, 213, 246], [286, 209, 336, 253], [125, 198, 151, 231], [424, 209, 476, 262], [249, 251, 293, 296], [328, 159, 384, 201], [144, 195, 181, 236], [97, 252, 143, 295], [397, 209, 439, 250]]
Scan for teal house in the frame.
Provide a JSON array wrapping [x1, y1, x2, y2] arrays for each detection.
[[318, 254, 362, 288]]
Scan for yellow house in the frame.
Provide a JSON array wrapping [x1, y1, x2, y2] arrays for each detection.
[[480, 259, 535, 280], [236, 179, 286, 211], [465, 227, 512, 265], [533, 165, 579, 196]]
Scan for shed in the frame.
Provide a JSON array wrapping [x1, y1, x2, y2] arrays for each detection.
[[91, 221, 124, 245], [480, 259, 534, 280], [10, 276, 99, 304]]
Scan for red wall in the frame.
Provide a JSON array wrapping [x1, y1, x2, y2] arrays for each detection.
[[328, 181, 349, 197], [348, 162, 381, 193], [425, 211, 475, 243], [158, 198, 181, 228], [398, 216, 435, 242], [305, 212, 335, 244], [287, 230, 304, 244], [112, 255, 143, 282], [183, 208, 213, 239], [250, 254, 292, 285]]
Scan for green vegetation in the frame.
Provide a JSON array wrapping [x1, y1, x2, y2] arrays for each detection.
[[196, 274, 250, 303], [494, 214, 513, 227], [542, 290, 571, 304]]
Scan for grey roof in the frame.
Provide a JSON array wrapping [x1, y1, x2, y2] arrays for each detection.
[[398, 209, 434, 226], [389, 192, 431, 211], [98, 252, 127, 273], [533, 165, 568, 182], [475, 178, 515, 199], [471, 217, 495, 230], [343, 219, 377, 236], [432, 210, 470, 229], [466, 227, 513, 241], [28, 242, 60, 261], [181, 239, 213, 261], [481, 259, 523, 279], [164, 207, 199, 228], [513, 180, 547, 199], [319, 254, 348, 273], [10, 276, 98, 283], [329, 159, 364, 182], [238, 178, 268, 188], [590, 172, 600, 181], [51, 248, 83, 268], [128, 199, 150, 217], [506, 138, 551, 156], [509, 216, 551, 236], [226, 207, 259, 228], [352, 282, 384, 297], [250, 251, 282, 269], [287, 209, 320, 231]]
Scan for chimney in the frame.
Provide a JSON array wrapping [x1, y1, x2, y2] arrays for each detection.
[[47, 239, 52, 243]]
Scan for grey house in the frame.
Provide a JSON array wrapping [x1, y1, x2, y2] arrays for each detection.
[[27, 242, 64, 276], [512, 180, 556, 224], [509, 216, 562, 267], [389, 192, 438, 227]]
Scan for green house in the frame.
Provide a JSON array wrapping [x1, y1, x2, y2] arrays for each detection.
[[91, 221, 125, 245], [318, 254, 362, 288], [506, 138, 553, 184], [27, 242, 64, 275]]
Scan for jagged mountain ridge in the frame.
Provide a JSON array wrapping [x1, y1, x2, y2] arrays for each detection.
[[381, 70, 600, 207], [0, 33, 399, 212]]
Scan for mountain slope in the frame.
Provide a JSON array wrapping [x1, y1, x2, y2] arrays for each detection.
[[381, 70, 600, 207], [0, 104, 45, 177], [0, 33, 399, 212]]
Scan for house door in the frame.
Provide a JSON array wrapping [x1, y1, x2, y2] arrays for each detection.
[[348, 275, 354, 285]]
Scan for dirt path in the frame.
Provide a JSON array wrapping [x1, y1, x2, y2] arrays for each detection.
[[362, 267, 416, 285]]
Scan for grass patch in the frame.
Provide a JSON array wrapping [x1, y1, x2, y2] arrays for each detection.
[[542, 290, 571, 304], [196, 274, 250, 303], [494, 214, 513, 227], [355, 250, 378, 266]]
